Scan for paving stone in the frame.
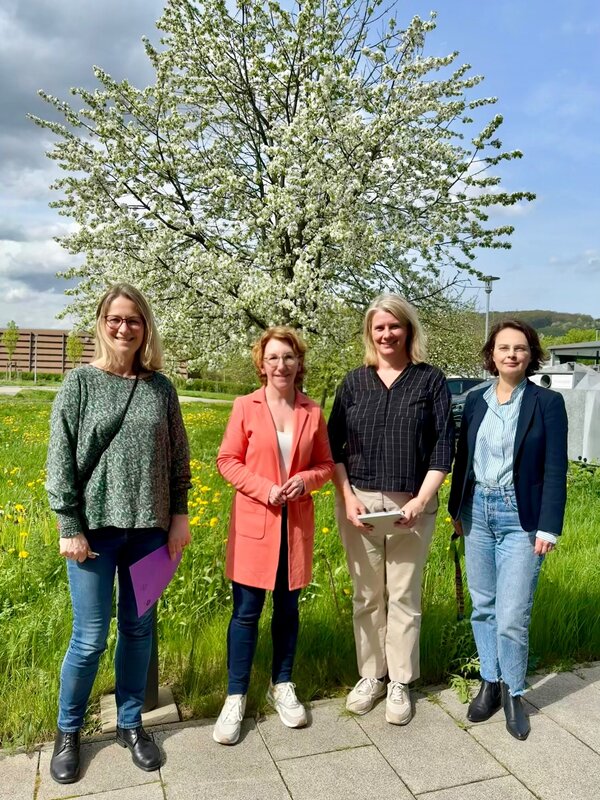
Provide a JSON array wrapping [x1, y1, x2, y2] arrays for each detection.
[[156, 719, 289, 800], [0, 751, 39, 800], [100, 686, 180, 733], [74, 784, 163, 800], [427, 684, 502, 728], [430, 685, 539, 730], [37, 738, 159, 800], [356, 693, 506, 794], [527, 671, 600, 754], [574, 663, 600, 690], [469, 714, 600, 800], [417, 775, 536, 800], [258, 698, 369, 761], [277, 745, 414, 800]]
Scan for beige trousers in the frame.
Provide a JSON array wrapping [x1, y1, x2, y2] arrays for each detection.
[[336, 487, 438, 684]]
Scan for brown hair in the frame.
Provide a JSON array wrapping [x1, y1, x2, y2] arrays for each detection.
[[482, 319, 545, 376], [94, 283, 163, 371], [251, 326, 307, 388], [363, 294, 427, 366]]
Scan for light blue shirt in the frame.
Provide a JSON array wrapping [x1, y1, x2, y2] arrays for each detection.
[[473, 379, 556, 544]]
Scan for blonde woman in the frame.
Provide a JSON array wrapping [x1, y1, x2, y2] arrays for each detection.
[[328, 294, 453, 724], [46, 284, 191, 783]]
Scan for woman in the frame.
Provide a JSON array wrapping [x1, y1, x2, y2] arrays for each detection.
[[328, 294, 453, 725], [448, 320, 568, 740], [214, 326, 334, 745], [46, 284, 191, 783]]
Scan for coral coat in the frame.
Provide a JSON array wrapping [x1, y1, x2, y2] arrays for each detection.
[[217, 388, 334, 590]]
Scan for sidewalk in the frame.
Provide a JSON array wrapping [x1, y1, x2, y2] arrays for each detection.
[[2, 664, 600, 800]]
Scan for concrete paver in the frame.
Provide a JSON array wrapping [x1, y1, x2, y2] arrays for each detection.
[[470, 714, 600, 800], [4, 670, 600, 800], [78, 784, 164, 800], [258, 698, 369, 761], [527, 671, 600, 754], [574, 662, 600, 691], [277, 745, 414, 800], [0, 751, 39, 800], [417, 775, 536, 800], [356, 694, 506, 795], [37, 737, 160, 800], [156, 719, 289, 800]]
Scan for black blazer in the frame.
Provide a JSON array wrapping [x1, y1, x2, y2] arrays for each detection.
[[448, 380, 568, 535]]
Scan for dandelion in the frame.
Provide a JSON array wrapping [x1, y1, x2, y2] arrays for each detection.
[[14, 504, 25, 513], [444, 478, 450, 485], [200, 485, 210, 493], [209, 517, 219, 527], [323, 490, 332, 496], [310, 490, 320, 496], [18, 550, 29, 559], [190, 516, 200, 526], [8, 547, 15, 554], [444, 516, 452, 523], [321, 527, 330, 534], [19, 531, 29, 538]]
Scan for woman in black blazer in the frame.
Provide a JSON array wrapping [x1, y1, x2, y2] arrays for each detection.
[[449, 320, 568, 741]]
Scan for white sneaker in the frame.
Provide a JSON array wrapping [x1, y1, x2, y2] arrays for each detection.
[[266, 681, 307, 728], [346, 677, 386, 715], [386, 681, 412, 725], [213, 694, 246, 745]]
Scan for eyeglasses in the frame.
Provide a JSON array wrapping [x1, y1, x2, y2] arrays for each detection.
[[263, 354, 298, 367], [104, 315, 144, 330]]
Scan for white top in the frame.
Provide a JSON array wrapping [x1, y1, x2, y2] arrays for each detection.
[[276, 431, 293, 481]]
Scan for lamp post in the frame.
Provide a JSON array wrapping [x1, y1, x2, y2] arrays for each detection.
[[482, 275, 500, 341]]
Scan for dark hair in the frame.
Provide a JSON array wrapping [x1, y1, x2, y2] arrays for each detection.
[[482, 319, 545, 376]]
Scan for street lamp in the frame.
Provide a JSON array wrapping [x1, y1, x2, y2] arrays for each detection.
[[482, 275, 500, 342]]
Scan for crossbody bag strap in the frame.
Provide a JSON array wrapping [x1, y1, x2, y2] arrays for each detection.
[[79, 375, 140, 485]]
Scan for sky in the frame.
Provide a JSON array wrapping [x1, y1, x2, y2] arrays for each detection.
[[1, 0, 599, 329]]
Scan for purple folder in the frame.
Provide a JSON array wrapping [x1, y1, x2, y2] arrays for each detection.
[[129, 545, 182, 618]]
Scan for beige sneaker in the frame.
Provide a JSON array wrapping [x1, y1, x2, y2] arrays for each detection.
[[385, 681, 412, 725], [213, 694, 246, 745], [346, 677, 387, 715], [266, 681, 307, 728]]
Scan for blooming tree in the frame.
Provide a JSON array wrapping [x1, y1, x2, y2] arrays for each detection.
[[32, 0, 533, 364]]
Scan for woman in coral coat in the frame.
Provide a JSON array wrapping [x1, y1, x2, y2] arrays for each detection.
[[213, 326, 334, 745]]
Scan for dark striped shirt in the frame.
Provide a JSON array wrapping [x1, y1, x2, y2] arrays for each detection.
[[327, 363, 454, 494]]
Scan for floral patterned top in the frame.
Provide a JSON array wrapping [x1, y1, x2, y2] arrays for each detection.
[[46, 365, 191, 537]]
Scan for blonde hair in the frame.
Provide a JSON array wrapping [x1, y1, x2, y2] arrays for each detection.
[[251, 326, 307, 388], [363, 294, 427, 366], [94, 283, 163, 372]]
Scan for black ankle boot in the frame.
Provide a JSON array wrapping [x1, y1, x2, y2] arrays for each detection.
[[467, 680, 502, 722], [502, 683, 530, 740], [116, 725, 161, 771], [50, 729, 81, 784]]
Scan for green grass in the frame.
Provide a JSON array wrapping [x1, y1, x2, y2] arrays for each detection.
[[1, 395, 600, 749]]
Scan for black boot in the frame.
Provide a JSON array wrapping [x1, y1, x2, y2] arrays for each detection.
[[116, 725, 161, 771], [502, 683, 530, 740], [50, 730, 80, 784], [467, 680, 502, 722]]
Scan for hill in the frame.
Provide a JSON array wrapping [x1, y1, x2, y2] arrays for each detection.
[[485, 310, 597, 338]]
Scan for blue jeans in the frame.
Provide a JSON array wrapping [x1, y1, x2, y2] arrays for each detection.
[[227, 510, 300, 694], [58, 527, 167, 732], [461, 485, 543, 696]]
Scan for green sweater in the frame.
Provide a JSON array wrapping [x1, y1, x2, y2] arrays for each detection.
[[46, 365, 191, 537]]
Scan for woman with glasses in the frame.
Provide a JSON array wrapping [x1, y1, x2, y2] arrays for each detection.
[[449, 320, 568, 740], [46, 284, 191, 783], [214, 326, 334, 745], [328, 294, 454, 725]]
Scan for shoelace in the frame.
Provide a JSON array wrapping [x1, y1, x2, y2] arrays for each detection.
[[273, 682, 300, 707], [356, 677, 382, 695], [222, 696, 244, 723], [388, 682, 408, 702]]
